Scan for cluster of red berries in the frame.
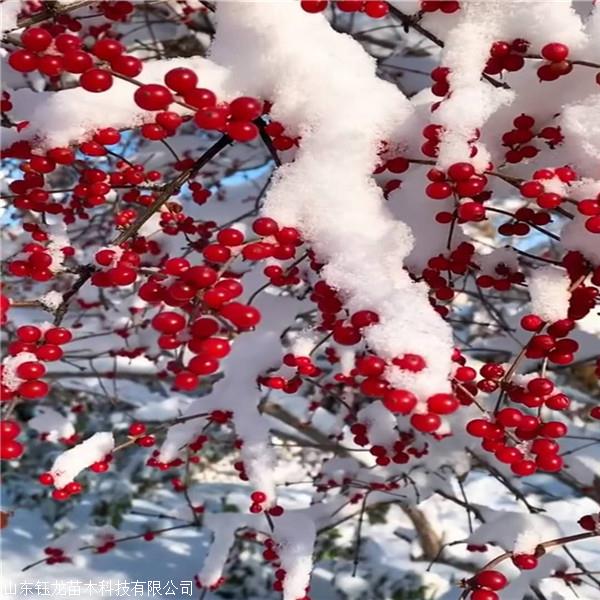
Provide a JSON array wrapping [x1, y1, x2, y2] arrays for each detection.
[[350, 423, 426, 465], [0, 419, 23, 460], [1, 326, 72, 403], [259, 537, 310, 598], [497, 206, 552, 237], [467, 405, 566, 476], [502, 113, 564, 165], [43, 546, 71, 566], [194, 575, 226, 592], [43, 475, 84, 502], [537, 43, 573, 81], [301, 1, 389, 18], [424, 243, 476, 306], [261, 354, 319, 393], [475, 262, 524, 292], [263, 120, 299, 152], [425, 163, 489, 223], [574, 193, 600, 235], [132, 68, 267, 143], [484, 38, 529, 76], [92, 247, 140, 287], [9, 27, 143, 91], [8, 242, 72, 281], [520, 315, 581, 365], [421, 1, 460, 13]]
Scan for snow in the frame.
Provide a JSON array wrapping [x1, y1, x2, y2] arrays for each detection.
[[561, 179, 600, 264], [50, 432, 115, 489], [2, 2, 600, 599], [435, 3, 513, 171], [211, 2, 453, 400], [198, 512, 262, 588], [0, 1, 21, 34], [273, 512, 316, 600], [28, 406, 75, 442], [527, 265, 571, 323], [160, 280, 303, 502], [2, 57, 230, 150], [38, 290, 64, 311], [1, 351, 37, 390], [561, 94, 600, 177]]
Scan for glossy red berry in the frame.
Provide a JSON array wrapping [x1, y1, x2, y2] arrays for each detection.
[[382, 389, 417, 414], [427, 393, 459, 414], [541, 43, 569, 62], [151, 311, 186, 334], [474, 570, 508, 591], [80, 69, 113, 92], [17, 361, 46, 380], [21, 27, 53, 52], [229, 96, 262, 121], [1, 440, 24, 460], [8, 50, 39, 73], [410, 412, 441, 433], [134, 84, 173, 111], [164, 67, 198, 93]]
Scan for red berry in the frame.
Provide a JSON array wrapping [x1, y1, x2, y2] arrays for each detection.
[[128, 422, 146, 436], [164, 67, 198, 93], [382, 389, 417, 414], [134, 84, 173, 111], [44, 327, 72, 345], [0, 420, 21, 439], [220, 303, 261, 330], [363, 1, 389, 18], [80, 69, 113, 92], [227, 121, 259, 142], [1, 440, 24, 460], [92, 38, 124, 60], [18, 380, 49, 399], [426, 182, 452, 200], [229, 96, 262, 121], [151, 311, 186, 334], [253, 217, 279, 236], [174, 371, 199, 391], [301, 0, 328, 12], [535, 453, 563, 472], [474, 570, 508, 591], [541, 42, 569, 62], [250, 490, 267, 503], [110, 54, 143, 77], [512, 553, 538, 570], [410, 412, 441, 433], [8, 50, 39, 73], [521, 314, 544, 331], [448, 162, 475, 181], [17, 325, 42, 342], [21, 27, 53, 52], [38, 472, 54, 486], [427, 393, 459, 414], [17, 361, 46, 380]]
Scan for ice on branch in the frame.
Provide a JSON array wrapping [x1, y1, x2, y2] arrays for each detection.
[[50, 432, 114, 488], [527, 266, 571, 323]]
